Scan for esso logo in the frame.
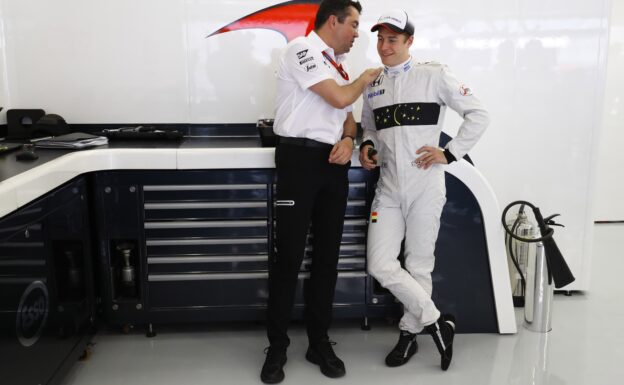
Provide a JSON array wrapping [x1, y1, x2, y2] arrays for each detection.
[[16, 281, 49, 347]]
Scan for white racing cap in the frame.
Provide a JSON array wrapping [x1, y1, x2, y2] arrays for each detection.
[[371, 9, 414, 36]]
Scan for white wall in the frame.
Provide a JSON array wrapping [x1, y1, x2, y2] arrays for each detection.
[[594, 0, 624, 221], [0, 0, 190, 123], [0, 0, 614, 289]]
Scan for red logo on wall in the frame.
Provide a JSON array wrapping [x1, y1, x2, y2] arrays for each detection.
[[207, 0, 321, 42]]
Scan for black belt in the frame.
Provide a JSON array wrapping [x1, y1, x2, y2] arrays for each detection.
[[279, 136, 333, 149]]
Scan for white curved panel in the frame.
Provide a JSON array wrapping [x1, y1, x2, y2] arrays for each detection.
[[447, 159, 516, 334]]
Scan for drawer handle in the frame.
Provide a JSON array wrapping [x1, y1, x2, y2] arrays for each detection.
[[144, 184, 266, 192], [148, 271, 366, 282], [147, 238, 268, 246], [145, 202, 267, 210], [148, 255, 269, 264], [145, 220, 266, 229]]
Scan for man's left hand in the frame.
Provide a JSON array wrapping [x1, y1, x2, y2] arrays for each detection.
[[329, 137, 354, 165], [414, 146, 448, 169]]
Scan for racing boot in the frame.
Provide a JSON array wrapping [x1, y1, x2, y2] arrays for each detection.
[[425, 314, 456, 371], [385, 330, 418, 367]]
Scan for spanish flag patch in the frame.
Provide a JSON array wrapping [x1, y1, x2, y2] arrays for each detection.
[[371, 211, 378, 223]]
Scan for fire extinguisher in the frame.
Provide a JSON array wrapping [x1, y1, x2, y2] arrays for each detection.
[[501, 201, 575, 290], [504, 205, 535, 307]]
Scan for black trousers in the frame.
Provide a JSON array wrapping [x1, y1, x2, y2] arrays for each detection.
[[267, 143, 350, 349]]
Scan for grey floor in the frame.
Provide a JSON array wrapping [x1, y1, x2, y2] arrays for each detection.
[[61, 224, 624, 385]]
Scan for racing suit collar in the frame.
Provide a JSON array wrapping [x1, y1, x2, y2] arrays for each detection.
[[383, 56, 413, 78]]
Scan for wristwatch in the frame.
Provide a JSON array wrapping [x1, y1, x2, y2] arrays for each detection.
[[342, 135, 356, 149]]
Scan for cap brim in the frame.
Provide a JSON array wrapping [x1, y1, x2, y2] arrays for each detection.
[[371, 23, 405, 34]]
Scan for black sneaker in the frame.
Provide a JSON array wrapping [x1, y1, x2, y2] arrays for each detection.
[[305, 339, 346, 378], [385, 330, 418, 367], [425, 314, 456, 371], [261, 346, 287, 384]]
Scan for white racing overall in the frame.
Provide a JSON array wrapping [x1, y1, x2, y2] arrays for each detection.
[[361, 57, 489, 333]]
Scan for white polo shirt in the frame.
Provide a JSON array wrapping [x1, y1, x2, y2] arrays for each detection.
[[273, 31, 353, 145]]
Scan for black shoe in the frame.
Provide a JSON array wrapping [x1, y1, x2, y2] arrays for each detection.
[[306, 339, 346, 378], [261, 346, 287, 384], [425, 314, 456, 371], [385, 330, 418, 367]]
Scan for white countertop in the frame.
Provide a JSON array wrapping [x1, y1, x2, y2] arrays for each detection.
[[0, 147, 282, 218]]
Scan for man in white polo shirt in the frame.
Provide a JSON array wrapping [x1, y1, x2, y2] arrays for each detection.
[[261, 1, 382, 383]]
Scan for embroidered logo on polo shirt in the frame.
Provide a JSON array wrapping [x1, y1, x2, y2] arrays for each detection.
[[299, 56, 314, 65], [297, 49, 309, 59], [459, 84, 472, 96], [305, 63, 317, 72], [371, 211, 378, 223]]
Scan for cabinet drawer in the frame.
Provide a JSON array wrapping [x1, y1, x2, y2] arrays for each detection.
[[347, 182, 366, 200], [302, 257, 366, 272], [304, 243, 366, 258], [144, 202, 268, 220], [344, 200, 367, 217], [145, 220, 268, 238], [147, 254, 268, 274], [147, 254, 364, 275], [147, 272, 366, 308], [146, 237, 268, 256], [144, 184, 268, 202]]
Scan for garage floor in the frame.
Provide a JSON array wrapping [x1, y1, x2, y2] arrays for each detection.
[[60, 224, 624, 385]]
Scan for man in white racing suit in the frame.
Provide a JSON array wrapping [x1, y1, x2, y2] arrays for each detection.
[[359, 9, 490, 371]]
